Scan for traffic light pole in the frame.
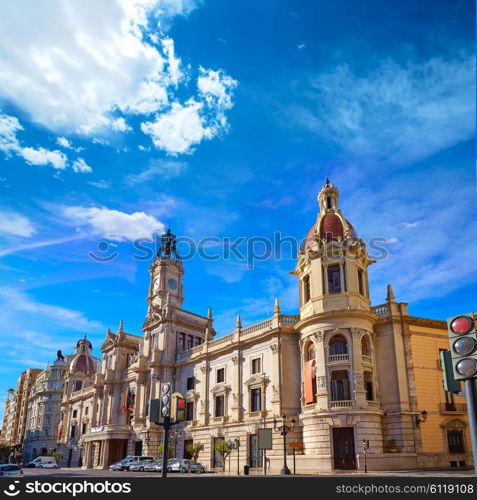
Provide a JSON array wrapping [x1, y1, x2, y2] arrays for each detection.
[[464, 379, 477, 476], [161, 416, 171, 478]]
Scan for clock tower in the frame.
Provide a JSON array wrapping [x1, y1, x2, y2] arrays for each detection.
[[147, 229, 184, 311]]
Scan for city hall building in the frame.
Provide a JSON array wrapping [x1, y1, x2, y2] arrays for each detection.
[[2, 181, 472, 472]]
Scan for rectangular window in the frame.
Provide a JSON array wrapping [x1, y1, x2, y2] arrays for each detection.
[[177, 333, 185, 351], [448, 430, 465, 453], [215, 395, 224, 417], [364, 372, 374, 401], [186, 335, 193, 350], [81, 423, 87, 434], [185, 401, 194, 421], [251, 388, 261, 412], [194, 337, 202, 346], [330, 370, 350, 401], [75, 381, 82, 391], [251, 358, 261, 374], [328, 265, 341, 293], [216, 368, 225, 383], [85, 406, 89, 415], [358, 269, 364, 295], [186, 377, 195, 390], [72, 409, 78, 418], [70, 425, 76, 438], [303, 275, 311, 303]]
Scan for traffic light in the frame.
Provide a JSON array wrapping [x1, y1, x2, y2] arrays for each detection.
[[159, 382, 172, 421], [447, 314, 477, 381], [362, 440, 369, 450], [172, 393, 186, 422]]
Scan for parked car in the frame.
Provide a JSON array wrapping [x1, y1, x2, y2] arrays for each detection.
[[0, 464, 23, 477], [26, 457, 58, 469], [143, 460, 162, 472], [128, 459, 155, 472], [189, 461, 206, 474], [110, 456, 154, 471], [164, 459, 192, 473]]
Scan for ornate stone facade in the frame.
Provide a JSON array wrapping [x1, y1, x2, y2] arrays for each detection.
[[2, 181, 472, 472]]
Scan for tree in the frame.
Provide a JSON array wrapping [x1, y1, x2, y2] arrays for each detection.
[[49, 451, 63, 464], [214, 440, 233, 472], [186, 443, 203, 461], [157, 444, 174, 459]]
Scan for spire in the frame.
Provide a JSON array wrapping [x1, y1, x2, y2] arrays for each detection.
[[274, 298, 281, 315], [386, 284, 395, 302], [235, 314, 242, 330], [118, 320, 124, 333], [207, 307, 213, 319]]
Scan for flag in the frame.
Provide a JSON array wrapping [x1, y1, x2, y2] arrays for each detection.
[[121, 388, 128, 413]]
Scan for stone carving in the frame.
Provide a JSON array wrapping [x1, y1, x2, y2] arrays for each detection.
[[270, 344, 279, 354]]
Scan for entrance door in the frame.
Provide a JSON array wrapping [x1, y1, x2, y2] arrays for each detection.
[[134, 441, 143, 456], [332, 427, 356, 470], [248, 434, 263, 468]]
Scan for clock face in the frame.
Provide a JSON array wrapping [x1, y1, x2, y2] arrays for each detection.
[[167, 278, 178, 290], [153, 278, 160, 291]]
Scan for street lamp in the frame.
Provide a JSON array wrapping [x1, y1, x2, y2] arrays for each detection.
[[415, 410, 428, 426], [234, 438, 240, 476], [273, 414, 296, 475]]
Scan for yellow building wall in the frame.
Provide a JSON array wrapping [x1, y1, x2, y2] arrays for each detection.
[[409, 327, 467, 454]]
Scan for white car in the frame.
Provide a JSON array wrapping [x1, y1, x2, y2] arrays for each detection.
[[27, 456, 58, 469], [0, 464, 23, 477], [128, 459, 154, 472]]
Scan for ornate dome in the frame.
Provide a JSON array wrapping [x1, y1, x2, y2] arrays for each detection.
[[70, 354, 96, 374], [302, 216, 358, 251]]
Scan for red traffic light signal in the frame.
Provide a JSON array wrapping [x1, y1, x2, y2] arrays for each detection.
[[450, 316, 474, 335]]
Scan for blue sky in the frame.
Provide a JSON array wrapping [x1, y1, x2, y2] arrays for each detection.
[[0, 0, 475, 406]]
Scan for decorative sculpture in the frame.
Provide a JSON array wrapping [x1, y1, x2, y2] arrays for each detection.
[[157, 228, 180, 261], [57, 350, 65, 361]]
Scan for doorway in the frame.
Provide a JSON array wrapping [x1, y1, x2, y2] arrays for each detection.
[[332, 427, 356, 469]]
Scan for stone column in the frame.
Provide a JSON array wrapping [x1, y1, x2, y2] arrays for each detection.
[[100, 440, 110, 469], [352, 329, 366, 407]]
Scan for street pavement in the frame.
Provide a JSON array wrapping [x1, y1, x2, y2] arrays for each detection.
[[21, 467, 475, 478]]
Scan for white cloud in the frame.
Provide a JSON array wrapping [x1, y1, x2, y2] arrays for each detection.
[[290, 55, 475, 164], [0, 212, 36, 237], [297, 43, 306, 50], [56, 136, 72, 149], [126, 158, 187, 184], [72, 157, 93, 173], [62, 205, 165, 241], [0, 287, 103, 332], [19, 146, 67, 169], [141, 69, 236, 155], [0, 1, 236, 157], [88, 179, 111, 189], [0, 112, 68, 169]]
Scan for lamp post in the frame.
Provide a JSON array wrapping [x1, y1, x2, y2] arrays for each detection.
[[273, 414, 296, 475], [234, 438, 240, 476], [170, 430, 182, 458]]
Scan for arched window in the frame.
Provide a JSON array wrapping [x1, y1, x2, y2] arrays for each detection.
[[329, 335, 348, 355], [306, 342, 316, 361], [361, 336, 371, 356], [304, 342, 317, 404]]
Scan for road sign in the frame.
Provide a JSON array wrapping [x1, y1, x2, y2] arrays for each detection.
[[258, 428, 272, 450]]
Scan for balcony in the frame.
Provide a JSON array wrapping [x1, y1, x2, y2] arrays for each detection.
[[439, 403, 467, 414], [329, 400, 353, 409], [328, 354, 350, 363]]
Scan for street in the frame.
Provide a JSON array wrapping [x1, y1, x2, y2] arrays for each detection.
[[20, 467, 475, 478]]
